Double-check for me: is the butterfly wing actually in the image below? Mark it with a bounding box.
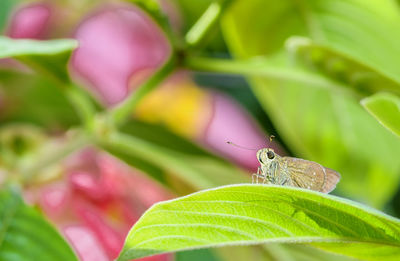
[321,167,341,193]
[282,157,326,192]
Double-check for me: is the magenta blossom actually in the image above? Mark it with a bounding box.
[70,5,171,105]
[203,92,272,170]
[35,148,172,261]
[135,72,282,171]
[7,2,52,39]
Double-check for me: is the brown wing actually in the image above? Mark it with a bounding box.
[282,157,326,192]
[321,167,341,193]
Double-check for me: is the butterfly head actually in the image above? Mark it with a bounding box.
[257,148,276,165]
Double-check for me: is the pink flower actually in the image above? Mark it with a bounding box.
[64,226,109,261]
[37,148,172,261]
[203,92,271,170]
[69,3,278,170]
[7,2,52,39]
[70,4,171,105]
[135,72,283,171]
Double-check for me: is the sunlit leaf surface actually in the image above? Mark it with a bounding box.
[118,184,400,261]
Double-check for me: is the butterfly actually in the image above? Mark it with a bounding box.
[227,136,341,193]
[253,147,341,193]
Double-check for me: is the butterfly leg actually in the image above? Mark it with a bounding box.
[252,167,262,184]
[262,173,270,184]
[252,173,257,184]
[261,168,269,184]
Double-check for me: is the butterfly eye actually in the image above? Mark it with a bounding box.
[267,150,275,159]
[258,155,264,164]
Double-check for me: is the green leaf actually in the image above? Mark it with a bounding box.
[0,36,77,59]
[285,36,400,96]
[174,0,228,52]
[102,120,248,190]
[223,0,400,86]
[269,244,357,261]
[174,0,214,31]
[361,92,400,137]
[0,70,79,128]
[0,36,78,83]
[0,0,21,32]
[184,56,355,97]
[117,184,400,261]
[175,248,221,261]
[219,243,356,261]
[184,0,234,48]
[0,187,77,261]
[221,0,400,207]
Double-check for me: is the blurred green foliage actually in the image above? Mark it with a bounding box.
[0,0,19,32]
[362,92,400,138]
[0,37,78,83]
[0,187,78,261]
[104,120,248,191]
[174,0,228,51]
[0,71,79,128]
[222,0,400,208]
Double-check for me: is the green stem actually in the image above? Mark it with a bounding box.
[21,129,90,183]
[109,57,176,126]
[65,85,97,130]
[184,56,357,96]
[17,57,98,130]
[185,0,233,48]
[100,131,216,189]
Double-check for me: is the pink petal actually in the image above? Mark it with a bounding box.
[203,93,269,170]
[98,153,172,206]
[39,184,70,218]
[74,202,124,259]
[63,225,109,261]
[7,3,51,39]
[71,5,171,105]
[69,171,110,202]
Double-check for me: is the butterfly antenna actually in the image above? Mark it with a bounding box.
[226,141,258,151]
[266,135,275,152]
[269,135,275,143]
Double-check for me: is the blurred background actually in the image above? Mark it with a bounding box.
[1,0,400,260]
